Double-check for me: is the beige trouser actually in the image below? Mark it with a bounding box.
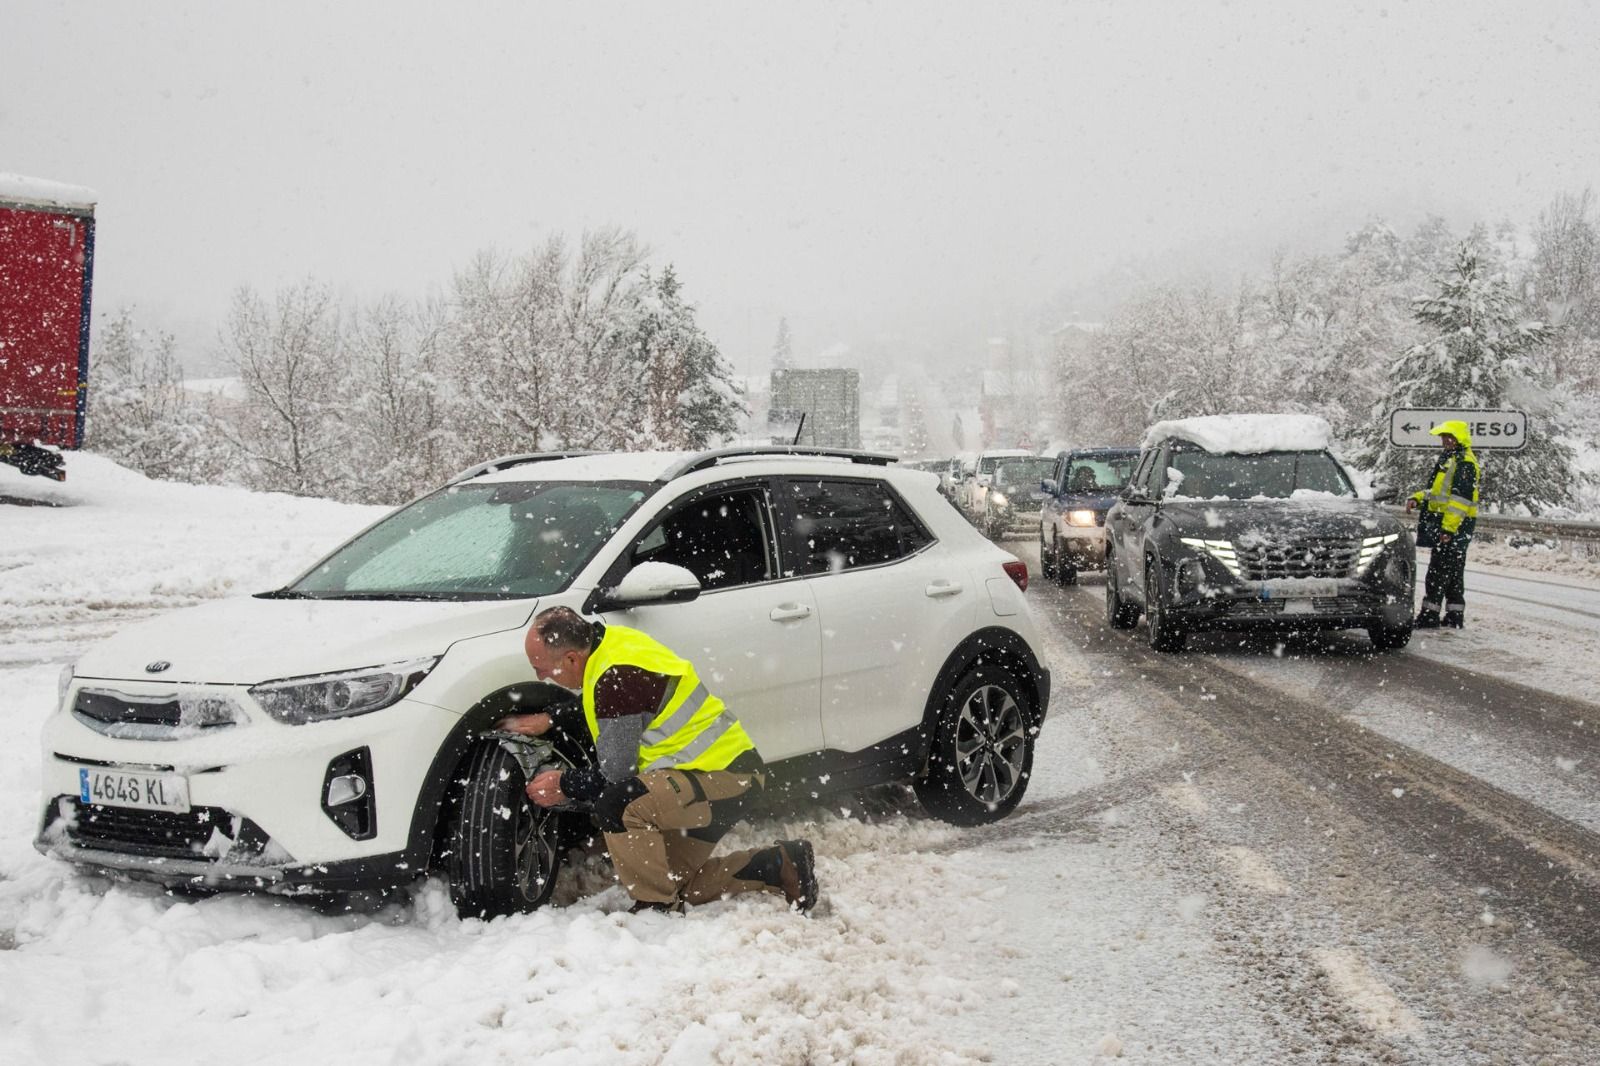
[604,768,778,905]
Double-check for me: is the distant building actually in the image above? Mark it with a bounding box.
[769,368,861,448]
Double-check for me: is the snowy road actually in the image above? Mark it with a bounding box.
[5,461,1600,1064]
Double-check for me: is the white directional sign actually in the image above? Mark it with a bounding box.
[1389,408,1527,450]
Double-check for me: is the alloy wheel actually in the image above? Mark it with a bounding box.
[954,684,1028,805]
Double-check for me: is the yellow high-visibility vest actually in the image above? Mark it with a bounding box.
[1413,449,1480,534]
[581,624,755,773]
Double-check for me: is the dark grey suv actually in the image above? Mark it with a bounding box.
[1103,417,1414,653]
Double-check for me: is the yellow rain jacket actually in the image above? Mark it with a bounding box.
[1412,420,1481,536]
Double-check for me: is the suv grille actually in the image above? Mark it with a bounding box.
[1235,537,1358,580]
[73,689,240,738]
[57,798,269,861]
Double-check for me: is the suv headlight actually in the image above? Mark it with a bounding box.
[990,491,1009,507]
[251,657,438,725]
[1066,509,1097,527]
[1179,537,1241,578]
[1356,533,1401,576]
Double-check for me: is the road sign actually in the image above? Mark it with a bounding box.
[1389,408,1527,450]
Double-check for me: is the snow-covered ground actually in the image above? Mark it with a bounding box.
[5,455,1598,1064]
[1,456,1252,1065]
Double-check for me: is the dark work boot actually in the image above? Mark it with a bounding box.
[775,839,819,914]
[1443,610,1464,629]
[1415,608,1441,629]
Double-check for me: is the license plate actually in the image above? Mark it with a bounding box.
[1259,579,1339,600]
[77,766,190,813]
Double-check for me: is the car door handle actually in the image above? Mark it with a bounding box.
[925,581,964,598]
[769,603,813,621]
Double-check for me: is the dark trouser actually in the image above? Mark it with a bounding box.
[1421,532,1471,619]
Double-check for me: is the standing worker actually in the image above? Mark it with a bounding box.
[497,606,819,914]
[1406,420,1481,629]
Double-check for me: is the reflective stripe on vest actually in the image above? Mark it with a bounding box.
[1422,452,1480,531]
[581,624,755,774]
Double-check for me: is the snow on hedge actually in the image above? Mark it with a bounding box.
[1142,413,1334,454]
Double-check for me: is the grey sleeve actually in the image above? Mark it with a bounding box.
[595,712,650,783]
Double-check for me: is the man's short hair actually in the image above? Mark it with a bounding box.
[533,606,594,652]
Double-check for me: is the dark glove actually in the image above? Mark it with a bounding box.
[593,776,649,833]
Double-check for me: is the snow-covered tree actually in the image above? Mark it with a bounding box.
[1363,242,1580,513]
[772,317,794,371]
[1530,189,1600,391]
[619,266,744,449]
[216,281,348,496]
[344,294,453,504]
[86,307,233,484]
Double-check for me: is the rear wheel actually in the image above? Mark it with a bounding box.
[1368,621,1412,651]
[1105,550,1141,629]
[445,742,564,920]
[1145,557,1188,652]
[915,666,1036,825]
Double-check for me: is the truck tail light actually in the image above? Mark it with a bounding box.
[1002,560,1029,592]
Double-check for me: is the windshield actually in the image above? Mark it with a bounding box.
[993,458,1056,487]
[1063,455,1138,493]
[286,481,649,600]
[1164,450,1355,501]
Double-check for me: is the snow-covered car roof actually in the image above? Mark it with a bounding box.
[1141,414,1333,454]
[0,173,98,211]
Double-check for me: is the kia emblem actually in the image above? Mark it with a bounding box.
[145,661,171,674]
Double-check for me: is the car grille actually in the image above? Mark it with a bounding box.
[57,798,269,861]
[1234,538,1358,580]
[1226,595,1373,617]
[73,688,240,737]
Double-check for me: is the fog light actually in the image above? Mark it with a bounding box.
[321,747,376,840]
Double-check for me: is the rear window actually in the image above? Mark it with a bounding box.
[782,479,933,576]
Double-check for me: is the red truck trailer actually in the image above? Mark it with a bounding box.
[1,174,97,481]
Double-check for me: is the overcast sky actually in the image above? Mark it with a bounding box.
[6,1,1600,375]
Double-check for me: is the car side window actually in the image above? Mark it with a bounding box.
[1129,450,1157,495]
[627,485,776,591]
[781,478,932,576]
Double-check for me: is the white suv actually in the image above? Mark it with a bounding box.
[37,447,1051,917]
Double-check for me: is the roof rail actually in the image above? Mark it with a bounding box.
[661,446,898,481]
[447,451,601,485]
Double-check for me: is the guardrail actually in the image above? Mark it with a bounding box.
[1384,506,1600,554]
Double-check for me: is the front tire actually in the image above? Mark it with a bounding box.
[1106,550,1141,629]
[1368,621,1412,651]
[445,742,564,920]
[915,666,1036,826]
[1040,532,1059,579]
[1145,557,1187,652]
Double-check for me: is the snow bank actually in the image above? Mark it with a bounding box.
[0,172,98,210]
[1141,413,1333,454]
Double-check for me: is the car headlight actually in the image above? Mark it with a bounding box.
[250,657,438,725]
[1066,509,1097,527]
[1179,537,1241,578]
[990,491,1009,507]
[1356,533,1402,576]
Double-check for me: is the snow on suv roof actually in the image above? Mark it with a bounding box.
[1141,413,1333,454]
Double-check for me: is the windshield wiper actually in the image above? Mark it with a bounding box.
[256,588,313,600]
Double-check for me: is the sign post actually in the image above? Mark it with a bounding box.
[1388,408,1527,450]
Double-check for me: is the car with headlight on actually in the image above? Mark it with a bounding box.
[37,446,1050,918]
[980,456,1057,539]
[1038,447,1139,584]
[1102,415,1413,653]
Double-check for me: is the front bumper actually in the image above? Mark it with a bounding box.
[35,679,461,893]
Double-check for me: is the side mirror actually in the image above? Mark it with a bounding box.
[1373,485,1399,504]
[1040,479,1057,495]
[593,562,702,611]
